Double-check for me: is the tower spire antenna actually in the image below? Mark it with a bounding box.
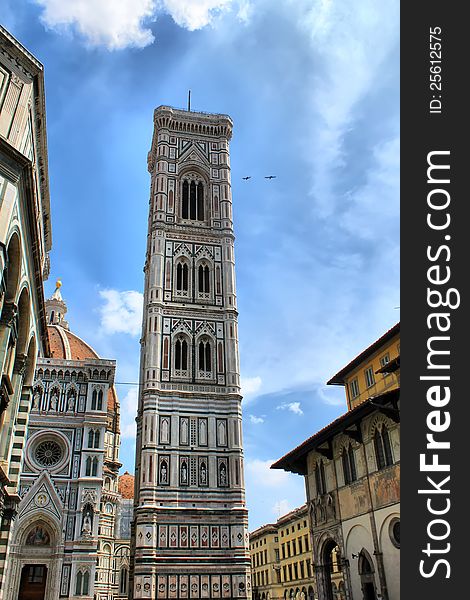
[188,89,191,112]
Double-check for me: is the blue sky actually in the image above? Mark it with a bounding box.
[1,0,399,530]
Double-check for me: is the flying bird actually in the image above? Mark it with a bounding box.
[242,176,252,180]
[264,175,277,179]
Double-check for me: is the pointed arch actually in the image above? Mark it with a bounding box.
[4,231,21,302]
[173,333,191,377]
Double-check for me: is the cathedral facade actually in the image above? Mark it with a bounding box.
[132,106,251,599]
[3,284,132,600]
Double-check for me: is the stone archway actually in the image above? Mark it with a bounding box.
[358,550,377,600]
[318,538,346,600]
[4,515,63,600]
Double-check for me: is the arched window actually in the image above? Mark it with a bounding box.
[315,461,326,495]
[197,182,204,220]
[75,567,91,595]
[374,424,393,469]
[190,181,197,219]
[176,262,189,292]
[181,178,205,221]
[97,390,103,411]
[85,456,92,476]
[88,430,94,448]
[94,430,100,448]
[92,457,98,477]
[198,339,212,373]
[342,444,357,484]
[120,567,129,594]
[75,571,82,596]
[198,264,210,294]
[174,338,188,372]
[82,571,90,595]
[91,389,97,410]
[182,180,189,219]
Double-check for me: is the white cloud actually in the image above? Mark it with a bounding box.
[159,0,234,31]
[248,414,264,425]
[33,0,157,49]
[245,459,290,488]
[33,0,247,49]
[276,402,303,416]
[298,0,399,218]
[120,386,139,439]
[317,386,345,407]
[98,289,143,336]
[241,375,262,401]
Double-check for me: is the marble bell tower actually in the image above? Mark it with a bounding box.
[131,105,251,600]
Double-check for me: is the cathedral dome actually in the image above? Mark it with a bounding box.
[48,324,100,361]
[118,471,135,499]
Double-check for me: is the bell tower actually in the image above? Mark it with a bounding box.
[132,106,251,600]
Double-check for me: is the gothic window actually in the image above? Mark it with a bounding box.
[374,424,393,469]
[176,261,189,292]
[181,177,205,221]
[197,263,210,295]
[182,179,189,219]
[342,444,357,484]
[120,568,129,595]
[314,461,326,495]
[94,430,100,448]
[215,265,221,294]
[197,182,204,219]
[88,430,94,448]
[76,570,90,596]
[174,337,189,373]
[88,457,98,477]
[97,389,103,410]
[198,338,212,374]
[91,389,97,410]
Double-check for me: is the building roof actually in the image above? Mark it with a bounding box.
[118,471,135,499]
[271,388,400,475]
[327,322,400,386]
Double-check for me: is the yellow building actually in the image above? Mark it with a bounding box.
[250,505,316,600]
[327,323,400,410]
[250,523,281,600]
[272,324,400,600]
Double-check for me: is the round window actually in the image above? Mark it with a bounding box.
[34,440,63,468]
[389,518,400,548]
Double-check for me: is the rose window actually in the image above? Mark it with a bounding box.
[35,440,62,467]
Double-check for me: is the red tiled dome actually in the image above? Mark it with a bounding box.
[118,471,135,499]
[47,324,119,416]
